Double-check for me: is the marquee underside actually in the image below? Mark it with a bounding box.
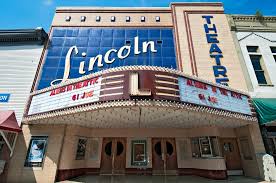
[24,100,256,128]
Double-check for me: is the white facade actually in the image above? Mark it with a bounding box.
[0,45,43,124]
[236,32,276,98]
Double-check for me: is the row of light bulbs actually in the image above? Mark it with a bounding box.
[65,16,161,22]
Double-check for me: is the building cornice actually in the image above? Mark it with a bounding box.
[56,7,172,13]
[0,28,48,45]
[231,15,276,22]
[228,14,276,32]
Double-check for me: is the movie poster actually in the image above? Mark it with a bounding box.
[25,137,47,167]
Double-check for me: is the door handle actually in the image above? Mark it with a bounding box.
[162,153,165,161]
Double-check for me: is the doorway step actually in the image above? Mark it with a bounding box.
[227,170,243,176]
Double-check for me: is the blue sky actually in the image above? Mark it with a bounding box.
[1,0,275,32]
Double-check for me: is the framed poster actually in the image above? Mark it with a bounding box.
[24,136,48,167]
[131,140,147,166]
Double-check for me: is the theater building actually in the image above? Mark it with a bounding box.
[7,3,266,182]
[228,15,276,161]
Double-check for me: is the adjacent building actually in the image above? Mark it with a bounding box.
[0,28,48,182]
[6,3,267,182]
[0,28,48,123]
[228,15,276,160]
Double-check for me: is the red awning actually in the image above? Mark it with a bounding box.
[0,111,21,132]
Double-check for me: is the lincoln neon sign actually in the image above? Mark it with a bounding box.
[51,36,157,86]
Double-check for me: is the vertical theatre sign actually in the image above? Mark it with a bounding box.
[202,15,229,86]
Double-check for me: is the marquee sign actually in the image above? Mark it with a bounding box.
[27,68,253,116]
[28,77,102,115]
[178,77,251,115]
[37,28,177,90]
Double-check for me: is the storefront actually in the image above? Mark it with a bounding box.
[7,3,266,183]
[228,14,276,166]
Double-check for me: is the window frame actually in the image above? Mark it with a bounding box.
[191,136,219,158]
[247,46,259,53]
[248,53,269,85]
[24,136,48,167]
[75,138,88,160]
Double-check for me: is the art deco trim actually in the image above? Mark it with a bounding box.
[31,66,250,96]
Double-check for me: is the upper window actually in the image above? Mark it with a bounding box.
[271,47,276,62]
[0,136,5,156]
[24,136,48,167]
[249,55,267,85]
[247,46,259,53]
[270,47,276,54]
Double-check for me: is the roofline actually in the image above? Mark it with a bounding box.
[56,3,223,13]
[0,27,48,45]
[227,14,276,21]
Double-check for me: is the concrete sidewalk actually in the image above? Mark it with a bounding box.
[58,175,272,183]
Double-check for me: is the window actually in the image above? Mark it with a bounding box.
[155,16,160,22]
[266,138,276,155]
[240,138,253,160]
[270,47,276,54]
[24,136,48,167]
[126,16,131,22]
[111,16,116,22]
[191,137,219,158]
[271,47,276,62]
[141,16,146,22]
[247,46,259,53]
[96,16,101,22]
[249,55,267,84]
[131,140,147,166]
[80,16,86,22]
[0,136,5,155]
[65,16,71,22]
[76,138,87,160]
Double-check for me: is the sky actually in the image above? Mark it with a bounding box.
[0,0,276,32]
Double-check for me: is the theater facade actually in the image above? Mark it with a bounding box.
[7,3,266,183]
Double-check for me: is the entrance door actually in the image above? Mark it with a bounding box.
[220,138,242,170]
[152,138,177,175]
[100,138,126,175]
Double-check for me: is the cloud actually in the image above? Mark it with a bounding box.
[43,0,53,6]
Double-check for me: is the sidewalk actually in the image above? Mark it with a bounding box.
[58,175,272,183]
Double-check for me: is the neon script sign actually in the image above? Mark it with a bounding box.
[50,36,157,86]
[202,15,229,86]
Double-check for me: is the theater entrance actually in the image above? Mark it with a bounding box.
[152,138,178,175]
[220,138,242,170]
[100,138,126,175]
